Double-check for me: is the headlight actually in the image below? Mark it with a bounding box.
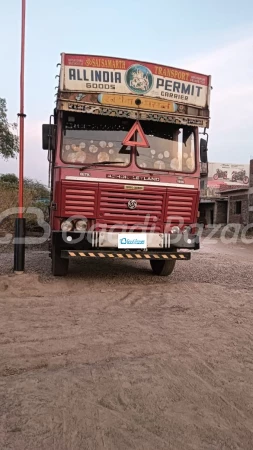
[171,226,180,234]
[75,219,88,231]
[183,225,192,233]
[61,220,73,232]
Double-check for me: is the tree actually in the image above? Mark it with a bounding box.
[23,177,50,200]
[0,173,18,184]
[0,98,19,160]
[0,173,49,198]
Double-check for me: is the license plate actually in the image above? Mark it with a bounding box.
[118,233,147,249]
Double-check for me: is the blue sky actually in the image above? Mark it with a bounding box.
[1,0,253,183]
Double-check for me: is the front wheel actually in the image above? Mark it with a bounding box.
[150,259,176,276]
[51,245,69,276]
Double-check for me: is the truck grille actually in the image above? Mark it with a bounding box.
[61,182,97,217]
[166,191,197,224]
[61,182,198,230]
[97,186,165,231]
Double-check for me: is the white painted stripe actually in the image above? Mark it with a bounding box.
[65,176,195,189]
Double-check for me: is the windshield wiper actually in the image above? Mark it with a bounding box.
[80,161,124,171]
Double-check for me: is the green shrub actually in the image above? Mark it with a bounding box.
[0,175,50,233]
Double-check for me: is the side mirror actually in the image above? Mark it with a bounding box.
[42,124,56,151]
[200,138,208,163]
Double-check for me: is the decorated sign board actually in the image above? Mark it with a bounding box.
[59,54,211,126]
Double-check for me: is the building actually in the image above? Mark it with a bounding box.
[199,196,228,225]
[225,160,253,226]
[199,161,252,226]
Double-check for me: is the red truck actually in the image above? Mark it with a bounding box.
[42,54,211,276]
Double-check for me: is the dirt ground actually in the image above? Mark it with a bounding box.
[0,238,253,450]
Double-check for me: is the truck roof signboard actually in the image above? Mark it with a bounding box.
[59,54,211,127]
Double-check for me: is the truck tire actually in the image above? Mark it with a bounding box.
[150,259,176,276]
[51,245,69,276]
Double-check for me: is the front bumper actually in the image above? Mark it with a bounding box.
[61,250,191,260]
[52,231,199,252]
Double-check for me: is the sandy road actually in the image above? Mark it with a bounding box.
[0,239,253,449]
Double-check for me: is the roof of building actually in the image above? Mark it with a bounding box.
[218,184,248,193]
[222,187,249,195]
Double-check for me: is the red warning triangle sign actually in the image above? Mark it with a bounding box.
[122,121,150,148]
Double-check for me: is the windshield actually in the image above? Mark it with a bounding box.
[61,114,195,173]
[62,129,130,166]
[136,123,195,173]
